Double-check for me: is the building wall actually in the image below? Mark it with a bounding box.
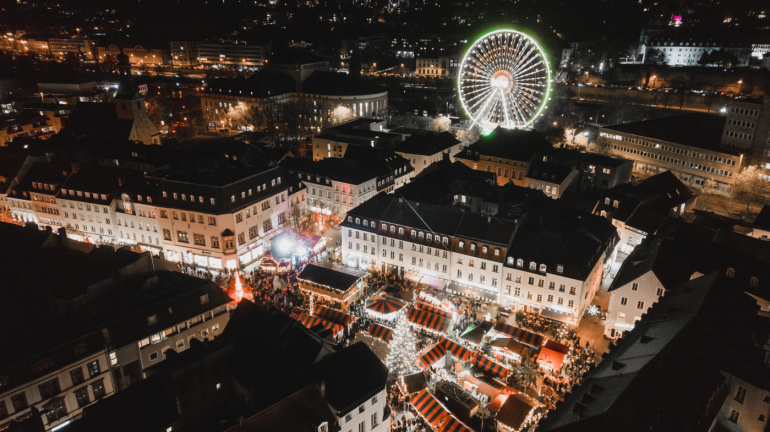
[170,41,199,67]
[722,97,770,172]
[711,374,770,432]
[58,197,117,245]
[0,352,115,431]
[644,42,750,67]
[48,38,97,59]
[198,43,267,67]
[604,271,664,338]
[597,129,742,194]
[455,156,530,186]
[524,169,578,199]
[395,142,463,177]
[337,388,389,432]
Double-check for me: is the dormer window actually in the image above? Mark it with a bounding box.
[419,232,424,239]
[470,244,476,251]
[604,197,610,205]
[399,228,404,235]
[173,193,178,200]
[495,249,500,256]
[507,257,514,265]
[459,241,464,248]
[147,315,157,325]
[382,223,387,230]
[163,191,167,198]
[482,246,488,253]
[750,276,759,287]
[539,264,547,272]
[557,265,564,274]
[371,221,376,228]
[427,234,432,241]
[231,195,235,203]
[529,262,536,270]
[355,218,360,224]
[613,200,619,208]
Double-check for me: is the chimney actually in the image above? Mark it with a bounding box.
[487,216,491,223]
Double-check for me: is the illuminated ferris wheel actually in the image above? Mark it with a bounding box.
[458,30,552,131]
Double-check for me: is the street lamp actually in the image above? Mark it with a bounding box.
[738,79,743,95]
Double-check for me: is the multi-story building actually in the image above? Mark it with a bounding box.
[96,44,170,66]
[394,131,463,176]
[48,37,97,60]
[198,41,267,68]
[15,161,69,230]
[0,333,116,431]
[721,96,770,173]
[0,112,57,144]
[341,193,615,323]
[312,118,402,162]
[147,161,294,270]
[597,114,743,195]
[453,127,554,186]
[282,147,412,218]
[523,161,579,199]
[641,35,751,67]
[593,170,695,258]
[545,148,634,191]
[170,41,199,67]
[57,164,123,245]
[415,56,459,78]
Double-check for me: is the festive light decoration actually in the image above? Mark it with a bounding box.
[385,310,420,377]
[587,304,600,316]
[458,29,552,131]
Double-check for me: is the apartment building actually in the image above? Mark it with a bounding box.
[198,42,267,67]
[597,114,743,195]
[721,96,770,174]
[454,127,554,186]
[394,131,463,176]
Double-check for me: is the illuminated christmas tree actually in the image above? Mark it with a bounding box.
[385,310,419,377]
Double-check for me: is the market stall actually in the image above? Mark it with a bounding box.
[365,296,407,320]
[416,342,447,370]
[406,307,452,334]
[367,322,394,342]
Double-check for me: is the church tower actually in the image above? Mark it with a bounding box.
[113,48,161,144]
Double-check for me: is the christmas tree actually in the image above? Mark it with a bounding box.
[385,310,419,377]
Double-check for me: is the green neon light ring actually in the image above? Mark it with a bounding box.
[458,29,553,131]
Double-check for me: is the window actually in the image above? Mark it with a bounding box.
[75,386,90,408]
[529,262,536,270]
[38,378,60,399]
[656,288,664,296]
[200,293,209,304]
[735,386,747,404]
[70,367,85,385]
[91,379,106,399]
[617,312,625,321]
[177,231,189,243]
[528,277,534,285]
[547,295,553,302]
[636,301,644,310]
[620,297,628,306]
[345,414,352,422]
[557,265,563,274]
[147,314,158,325]
[44,397,67,423]
[149,352,158,361]
[211,236,220,248]
[194,234,206,246]
[163,229,172,241]
[536,294,542,303]
[728,410,740,424]
[87,360,101,377]
[359,404,366,414]
[358,421,365,432]
[539,264,547,272]
[632,283,638,291]
[371,412,378,428]
[570,287,576,295]
[568,300,574,307]
[11,393,28,412]
[517,259,523,267]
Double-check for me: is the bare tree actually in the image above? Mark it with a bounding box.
[732,165,769,216]
[455,127,480,147]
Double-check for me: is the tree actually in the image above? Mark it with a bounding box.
[732,165,769,216]
[455,127,480,147]
[508,359,540,392]
[330,105,354,125]
[385,311,420,378]
[698,178,718,209]
[428,115,451,132]
[645,48,665,66]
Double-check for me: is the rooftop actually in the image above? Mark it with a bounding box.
[454,127,552,162]
[602,114,735,155]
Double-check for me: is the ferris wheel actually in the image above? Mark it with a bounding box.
[458,29,552,131]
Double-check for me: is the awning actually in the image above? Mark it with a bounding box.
[473,353,511,378]
[416,342,446,370]
[405,270,422,283]
[368,323,394,342]
[439,337,474,362]
[313,304,355,327]
[414,301,452,318]
[446,281,499,302]
[366,296,407,315]
[537,347,566,371]
[291,306,305,315]
[410,389,450,427]
[406,307,451,333]
[438,415,474,432]
[418,274,448,290]
[493,322,545,347]
[290,312,343,337]
[540,307,575,324]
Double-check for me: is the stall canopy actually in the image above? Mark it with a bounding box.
[405,271,448,289]
[290,312,343,337]
[414,301,452,318]
[291,306,305,315]
[493,322,545,347]
[407,307,451,333]
[416,342,447,370]
[313,304,355,327]
[366,296,407,315]
[438,415,474,432]
[446,281,499,302]
[368,323,394,342]
[536,340,570,371]
[540,307,574,325]
[490,338,531,359]
[439,337,474,362]
[473,353,511,379]
[410,389,450,428]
